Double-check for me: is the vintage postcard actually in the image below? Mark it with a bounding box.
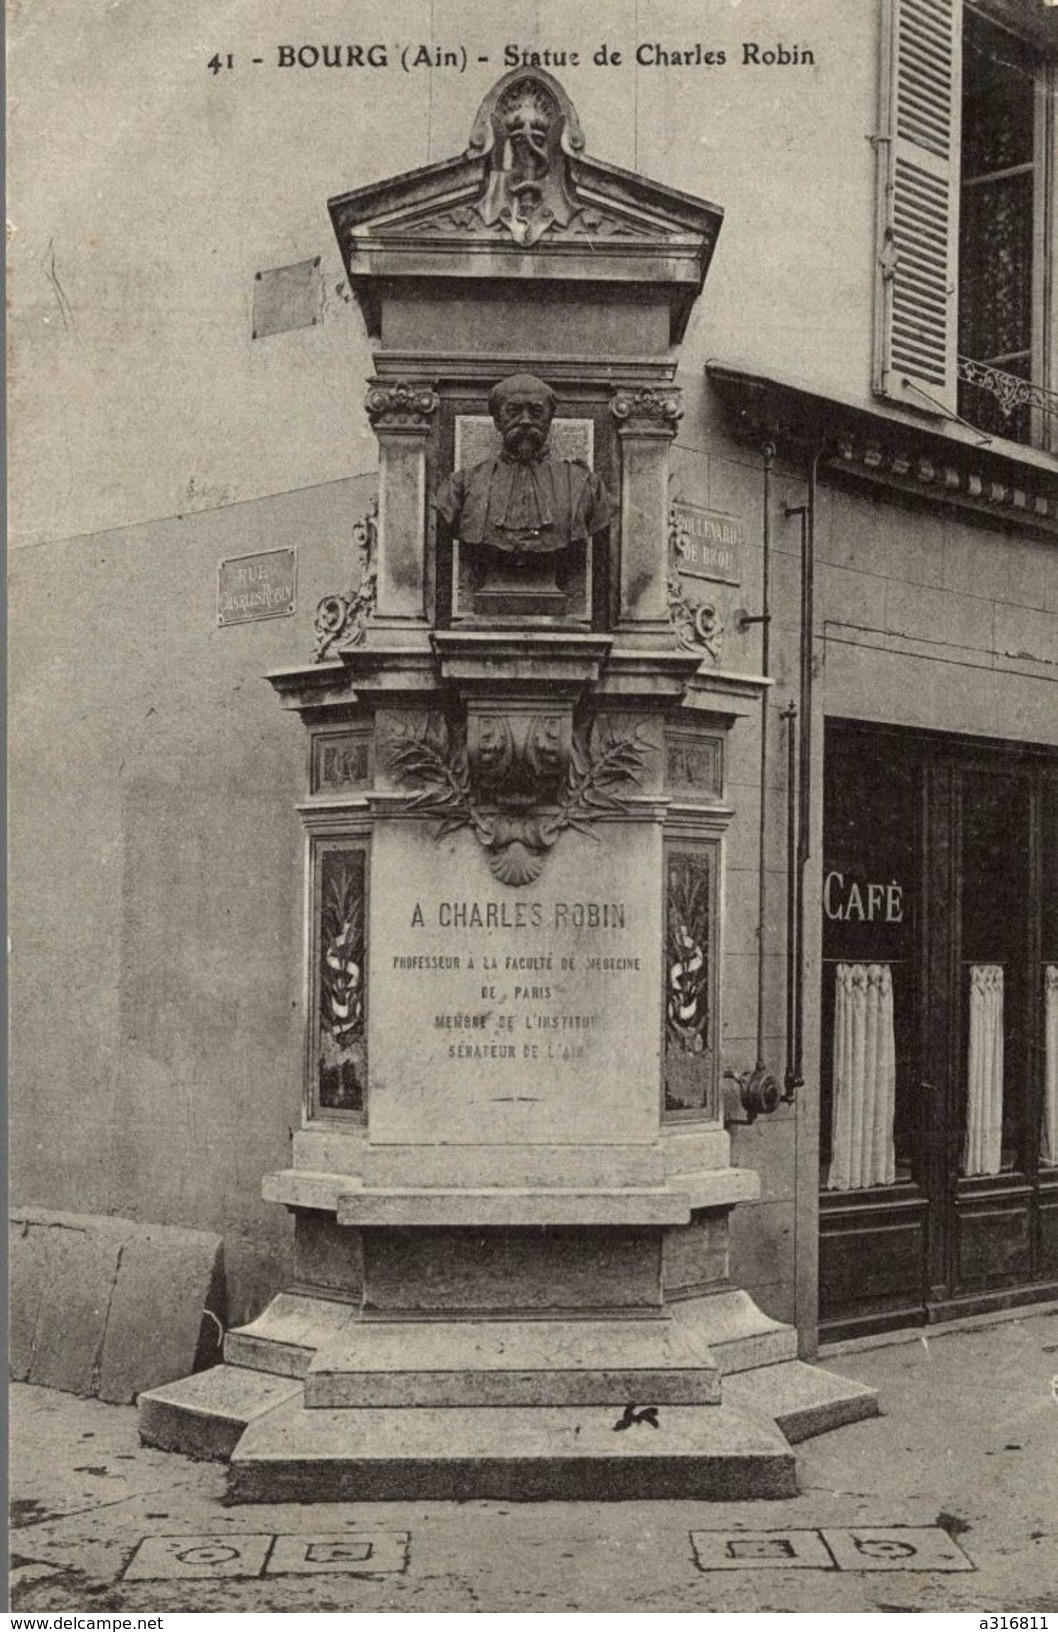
[8,0,1058,1616]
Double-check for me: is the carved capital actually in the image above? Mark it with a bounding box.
[364,381,440,432]
[611,385,683,433]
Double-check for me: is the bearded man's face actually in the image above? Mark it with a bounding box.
[495,392,553,463]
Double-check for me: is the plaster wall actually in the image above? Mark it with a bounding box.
[9,0,873,550]
[9,474,375,1321]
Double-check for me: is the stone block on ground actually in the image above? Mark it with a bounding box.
[9,1214,61,1381]
[22,1215,130,1394]
[10,1208,223,1402]
[98,1222,225,1403]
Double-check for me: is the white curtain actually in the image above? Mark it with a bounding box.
[1042,966,1058,1168]
[828,963,896,1191]
[963,964,1004,1177]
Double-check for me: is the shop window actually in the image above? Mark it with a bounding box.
[873,0,1056,449]
[821,734,916,1187]
[958,768,1029,1172]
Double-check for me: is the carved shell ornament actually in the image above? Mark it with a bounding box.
[383,713,653,887]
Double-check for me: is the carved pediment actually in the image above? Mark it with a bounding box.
[381,195,672,245]
[329,67,723,340]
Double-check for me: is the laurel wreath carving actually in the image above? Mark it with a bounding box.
[384,716,651,886]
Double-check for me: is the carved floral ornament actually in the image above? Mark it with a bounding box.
[314,496,377,660]
[666,502,723,662]
[382,711,653,886]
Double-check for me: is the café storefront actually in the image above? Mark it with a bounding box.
[818,719,1058,1340]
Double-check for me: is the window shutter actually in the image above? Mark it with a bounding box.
[873,0,961,413]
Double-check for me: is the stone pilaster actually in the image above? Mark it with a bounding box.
[611,385,683,635]
[364,380,439,628]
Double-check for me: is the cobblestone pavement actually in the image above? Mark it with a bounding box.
[9,1310,1058,1614]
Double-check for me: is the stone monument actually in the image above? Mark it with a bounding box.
[140,67,876,1500]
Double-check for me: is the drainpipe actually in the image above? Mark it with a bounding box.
[781,698,798,1096]
[782,445,823,1099]
[725,440,782,1123]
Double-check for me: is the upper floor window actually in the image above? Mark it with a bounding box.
[959,7,1053,444]
[873,0,1057,452]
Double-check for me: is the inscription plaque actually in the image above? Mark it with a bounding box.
[368,821,661,1145]
[671,503,744,585]
[218,547,296,626]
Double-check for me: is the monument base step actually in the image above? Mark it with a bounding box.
[223,1292,358,1378]
[138,1365,302,1461]
[226,1399,797,1503]
[671,1288,800,1373]
[722,1359,880,1443]
[306,1316,721,1407]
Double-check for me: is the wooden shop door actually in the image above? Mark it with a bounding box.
[818,722,1058,1342]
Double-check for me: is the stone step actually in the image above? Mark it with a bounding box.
[227,1399,797,1503]
[224,1292,359,1378]
[306,1317,721,1408]
[722,1359,880,1443]
[138,1365,301,1461]
[671,1289,800,1374]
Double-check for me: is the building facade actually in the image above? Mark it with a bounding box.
[10,0,1057,1353]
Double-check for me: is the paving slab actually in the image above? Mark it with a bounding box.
[691,1527,837,1570]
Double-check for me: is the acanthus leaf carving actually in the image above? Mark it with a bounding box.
[667,502,724,663]
[313,497,377,661]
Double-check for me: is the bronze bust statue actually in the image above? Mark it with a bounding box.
[432,373,613,616]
